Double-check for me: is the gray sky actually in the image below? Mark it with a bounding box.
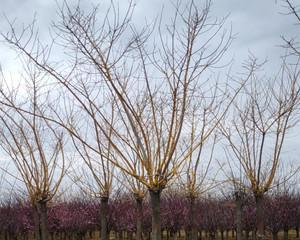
[0,0,298,74]
[0,0,299,194]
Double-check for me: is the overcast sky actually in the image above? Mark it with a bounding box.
[0,0,299,193]
[0,1,299,142]
[0,0,298,75]
[0,1,298,138]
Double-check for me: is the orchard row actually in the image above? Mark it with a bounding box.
[1,192,299,240]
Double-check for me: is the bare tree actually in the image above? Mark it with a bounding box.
[66,99,116,240]
[220,154,248,240]
[282,0,300,57]
[118,161,147,240]
[0,67,66,240]
[217,64,265,240]
[178,81,234,240]
[219,57,300,240]
[1,1,233,240]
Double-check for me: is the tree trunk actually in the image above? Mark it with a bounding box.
[253,230,256,240]
[33,201,49,240]
[33,204,40,240]
[136,197,143,240]
[149,190,161,240]
[209,232,215,240]
[174,231,178,240]
[100,196,109,240]
[225,230,229,240]
[283,229,288,240]
[187,196,197,240]
[231,229,235,239]
[40,202,49,240]
[271,232,277,240]
[296,227,299,238]
[220,231,224,240]
[197,231,201,240]
[166,231,170,240]
[254,195,265,240]
[244,231,249,240]
[129,232,133,240]
[235,196,242,240]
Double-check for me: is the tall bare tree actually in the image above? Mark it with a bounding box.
[219,57,300,240]
[220,151,248,240]
[65,98,116,240]
[117,161,147,240]
[0,67,66,240]
[1,1,233,240]
[178,80,236,240]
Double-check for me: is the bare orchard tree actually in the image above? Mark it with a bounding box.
[64,99,116,240]
[0,68,66,240]
[217,63,266,240]
[219,58,300,240]
[179,62,256,240]
[178,81,233,240]
[282,0,300,57]
[118,161,147,240]
[1,1,234,240]
[220,153,248,240]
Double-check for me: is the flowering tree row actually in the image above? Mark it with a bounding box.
[1,192,299,240]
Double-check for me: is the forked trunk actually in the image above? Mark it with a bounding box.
[136,197,143,240]
[100,196,109,240]
[255,195,265,240]
[149,190,161,240]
